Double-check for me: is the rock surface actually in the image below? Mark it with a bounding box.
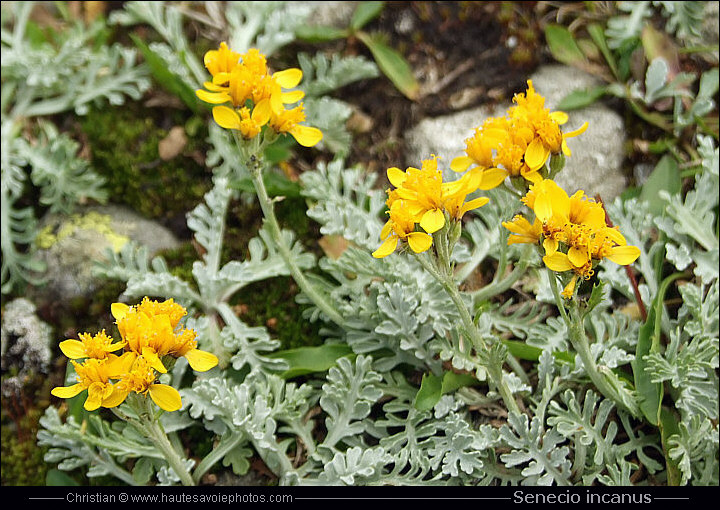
[34,205,180,301]
[0,298,52,397]
[307,1,356,28]
[405,65,628,201]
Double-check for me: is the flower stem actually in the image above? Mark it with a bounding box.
[414,251,521,416]
[547,269,639,416]
[247,155,345,327]
[136,397,195,486]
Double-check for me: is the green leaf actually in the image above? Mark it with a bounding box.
[270,344,355,378]
[639,155,681,216]
[556,85,608,110]
[132,457,155,485]
[414,371,481,411]
[230,171,303,198]
[413,373,443,411]
[544,24,587,67]
[351,1,385,31]
[441,371,478,394]
[502,340,575,364]
[659,407,682,486]
[130,34,199,112]
[356,31,419,100]
[295,25,349,43]
[634,271,684,425]
[587,23,618,78]
[46,469,80,486]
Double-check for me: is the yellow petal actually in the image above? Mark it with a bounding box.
[85,383,105,411]
[51,383,84,399]
[534,192,554,224]
[568,246,588,268]
[281,90,305,104]
[59,340,87,359]
[564,121,589,139]
[196,89,231,104]
[406,232,433,253]
[212,106,242,130]
[142,347,167,374]
[102,386,129,409]
[372,235,398,258]
[543,238,558,254]
[420,209,445,234]
[604,227,627,246]
[380,220,393,240]
[561,138,572,157]
[148,384,182,412]
[478,167,508,190]
[550,111,569,125]
[107,351,136,377]
[203,81,226,92]
[606,245,641,265]
[111,303,129,321]
[450,156,473,173]
[460,197,489,216]
[543,252,574,272]
[273,68,303,88]
[387,167,407,188]
[251,98,272,126]
[184,349,219,372]
[561,275,578,299]
[289,125,323,147]
[525,138,550,171]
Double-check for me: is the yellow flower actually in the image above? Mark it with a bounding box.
[269,104,323,147]
[388,156,446,233]
[212,99,272,138]
[505,179,640,298]
[195,44,319,145]
[203,42,241,77]
[114,356,182,412]
[59,330,125,360]
[51,354,134,411]
[372,200,433,258]
[509,80,588,171]
[111,299,218,373]
[502,214,542,245]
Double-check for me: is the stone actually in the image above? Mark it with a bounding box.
[529,65,627,202]
[33,204,180,301]
[307,1,357,29]
[1,298,52,397]
[404,65,628,202]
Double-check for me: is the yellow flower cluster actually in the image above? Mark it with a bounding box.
[51,298,218,412]
[372,155,488,258]
[502,179,641,298]
[450,80,588,189]
[196,43,322,147]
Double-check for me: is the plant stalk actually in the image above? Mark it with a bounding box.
[136,397,195,486]
[414,249,521,416]
[247,155,345,327]
[547,269,639,417]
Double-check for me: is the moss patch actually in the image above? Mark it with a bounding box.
[80,103,211,224]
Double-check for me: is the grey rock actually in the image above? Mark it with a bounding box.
[1,298,52,396]
[34,204,180,301]
[405,65,628,201]
[307,1,356,28]
[702,2,719,62]
[530,65,627,202]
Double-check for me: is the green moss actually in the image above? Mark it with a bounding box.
[0,409,48,486]
[80,103,211,221]
[231,276,322,351]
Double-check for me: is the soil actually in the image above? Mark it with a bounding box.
[308,1,550,175]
